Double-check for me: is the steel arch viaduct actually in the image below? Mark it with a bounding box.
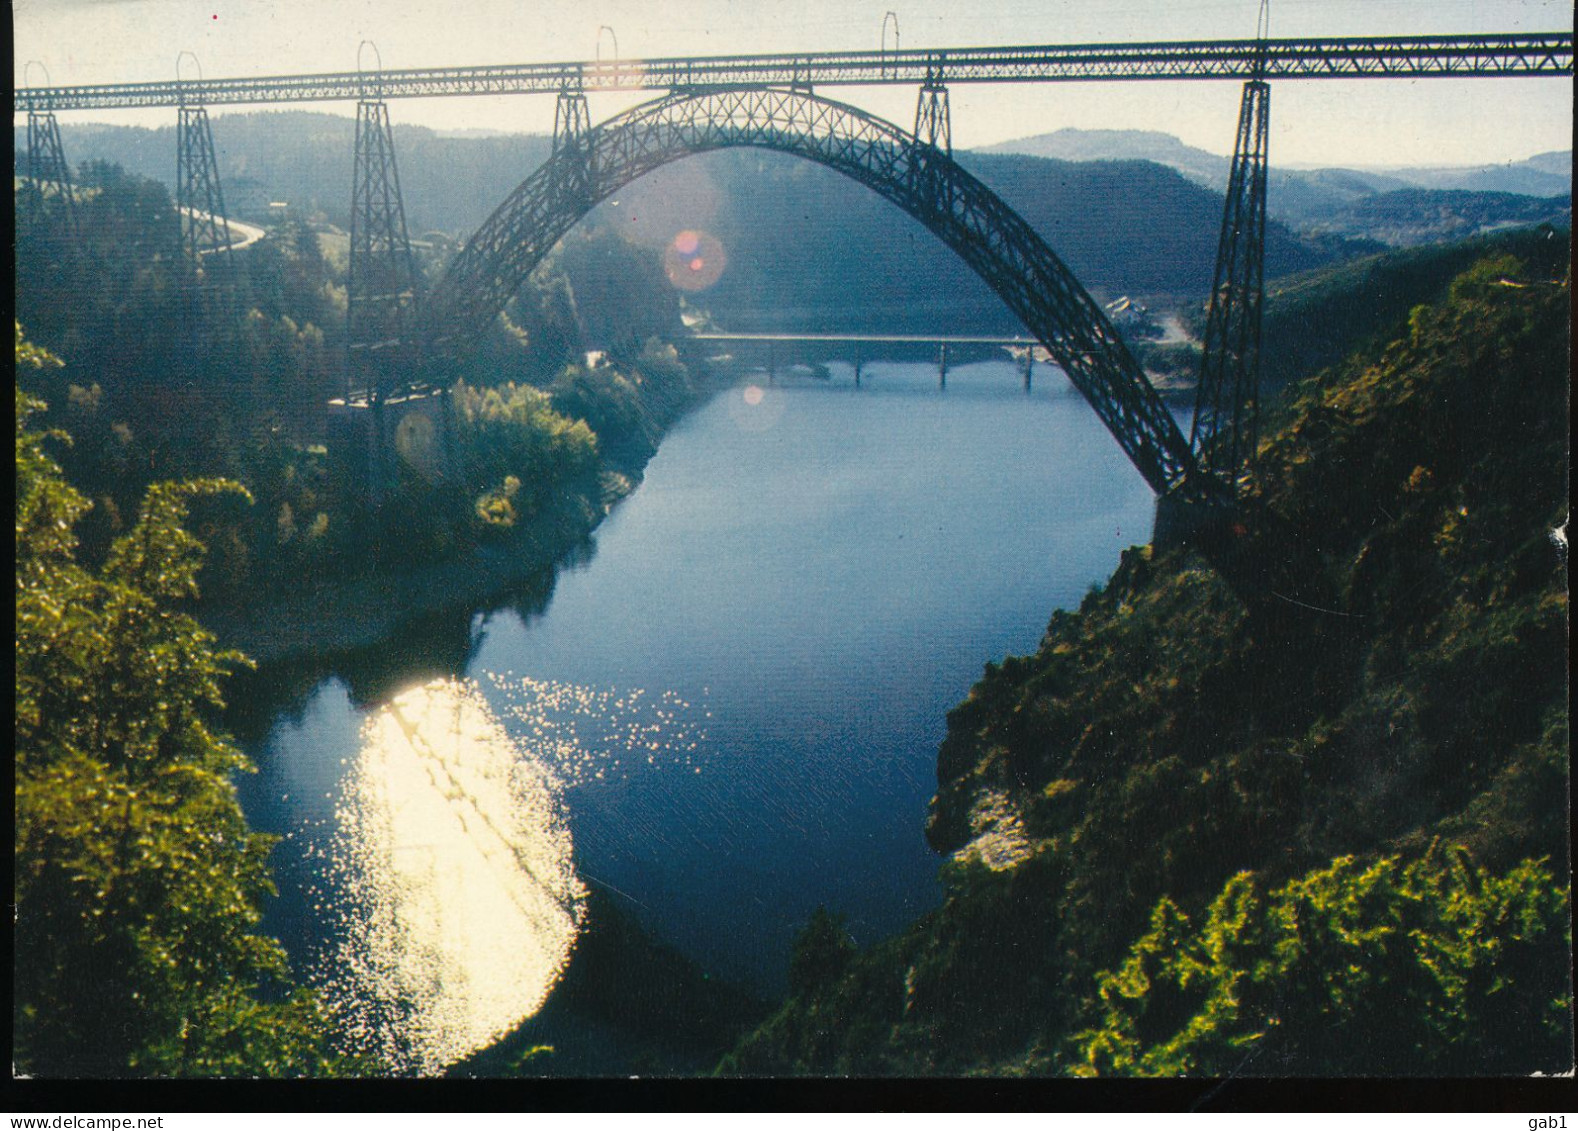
[423,86,1200,499]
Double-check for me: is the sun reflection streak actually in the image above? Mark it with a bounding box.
[320,679,584,1076]
[483,672,711,786]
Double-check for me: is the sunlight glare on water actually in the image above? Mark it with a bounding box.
[319,678,584,1075]
[483,672,712,785]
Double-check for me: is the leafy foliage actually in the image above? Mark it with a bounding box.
[452,379,599,528]
[1075,846,1571,1076]
[1258,224,1570,395]
[14,329,350,1076]
[788,908,858,996]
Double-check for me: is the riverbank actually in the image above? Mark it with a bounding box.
[198,481,618,666]
[201,352,722,668]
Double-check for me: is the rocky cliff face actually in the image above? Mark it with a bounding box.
[720,241,1572,1077]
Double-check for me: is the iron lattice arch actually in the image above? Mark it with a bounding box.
[425,86,1203,498]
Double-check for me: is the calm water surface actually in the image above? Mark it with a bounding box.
[236,359,1173,1068]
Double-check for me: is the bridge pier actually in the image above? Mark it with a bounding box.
[175,102,237,318]
[23,109,79,249]
[348,97,420,389]
[551,88,594,207]
[1152,488,1235,552]
[938,341,948,389]
[854,342,863,387]
[1022,349,1034,393]
[328,384,452,509]
[1191,76,1270,495]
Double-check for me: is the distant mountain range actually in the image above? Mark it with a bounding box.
[976,129,1571,239]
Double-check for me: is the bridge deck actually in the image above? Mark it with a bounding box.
[14,33,1572,112]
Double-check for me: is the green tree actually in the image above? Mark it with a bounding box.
[14,325,350,1076]
[1074,843,1572,1077]
[788,907,858,998]
[453,379,600,527]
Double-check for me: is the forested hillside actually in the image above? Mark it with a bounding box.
[641,150,1327,332]
[27,114,553,235]
[721,248,1572,1076]
[1310,188,1572,248]
[14,161,699,618]
[1259,225,1569,393]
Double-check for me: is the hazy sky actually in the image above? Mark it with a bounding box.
[13,0,1574,166]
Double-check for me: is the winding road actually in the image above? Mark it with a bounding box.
[179,205,266,254]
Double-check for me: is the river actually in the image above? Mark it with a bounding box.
[233,357,1174,1073]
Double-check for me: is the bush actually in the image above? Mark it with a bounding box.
[1074,844,1572,1077]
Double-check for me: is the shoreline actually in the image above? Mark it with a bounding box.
[198,473,634,669]
[199,363,734,670]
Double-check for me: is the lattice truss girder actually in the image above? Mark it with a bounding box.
[15,34,1572,111]
[176,105,235,269]
[348,98,421,398]
[1191,79,1269,488]
[426,86,1202,497]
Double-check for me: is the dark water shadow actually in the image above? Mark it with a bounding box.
[222,534,599,745]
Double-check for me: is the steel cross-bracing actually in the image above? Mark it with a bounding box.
[1192,78,1270,491]
[913,77,952,156]
[347,98,422,401]
[551,89,595,208]
[424,87,1201,498]
[175,103,236,309]
[12,33,1572,111]
[23,111,78,243]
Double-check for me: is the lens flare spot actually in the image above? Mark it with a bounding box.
[726,381,786,432]
[664,229,726,292]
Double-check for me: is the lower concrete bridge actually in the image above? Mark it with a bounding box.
[683,332,1051,390]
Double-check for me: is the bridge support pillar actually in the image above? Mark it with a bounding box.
[913,75,951,156]
[1022,349,1034,392]
[551,89,594,207]
[938,341,948,388]
[1152,486,1237,553]
[911,74,952,214]
[348,98,421,407]
[328,384,451,512]
[23,110,79,250]
[1191,77,1270,495]
[176,103,237,317]
[854,343,863,387]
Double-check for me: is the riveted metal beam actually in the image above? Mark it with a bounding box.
[14,34,1570,112]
